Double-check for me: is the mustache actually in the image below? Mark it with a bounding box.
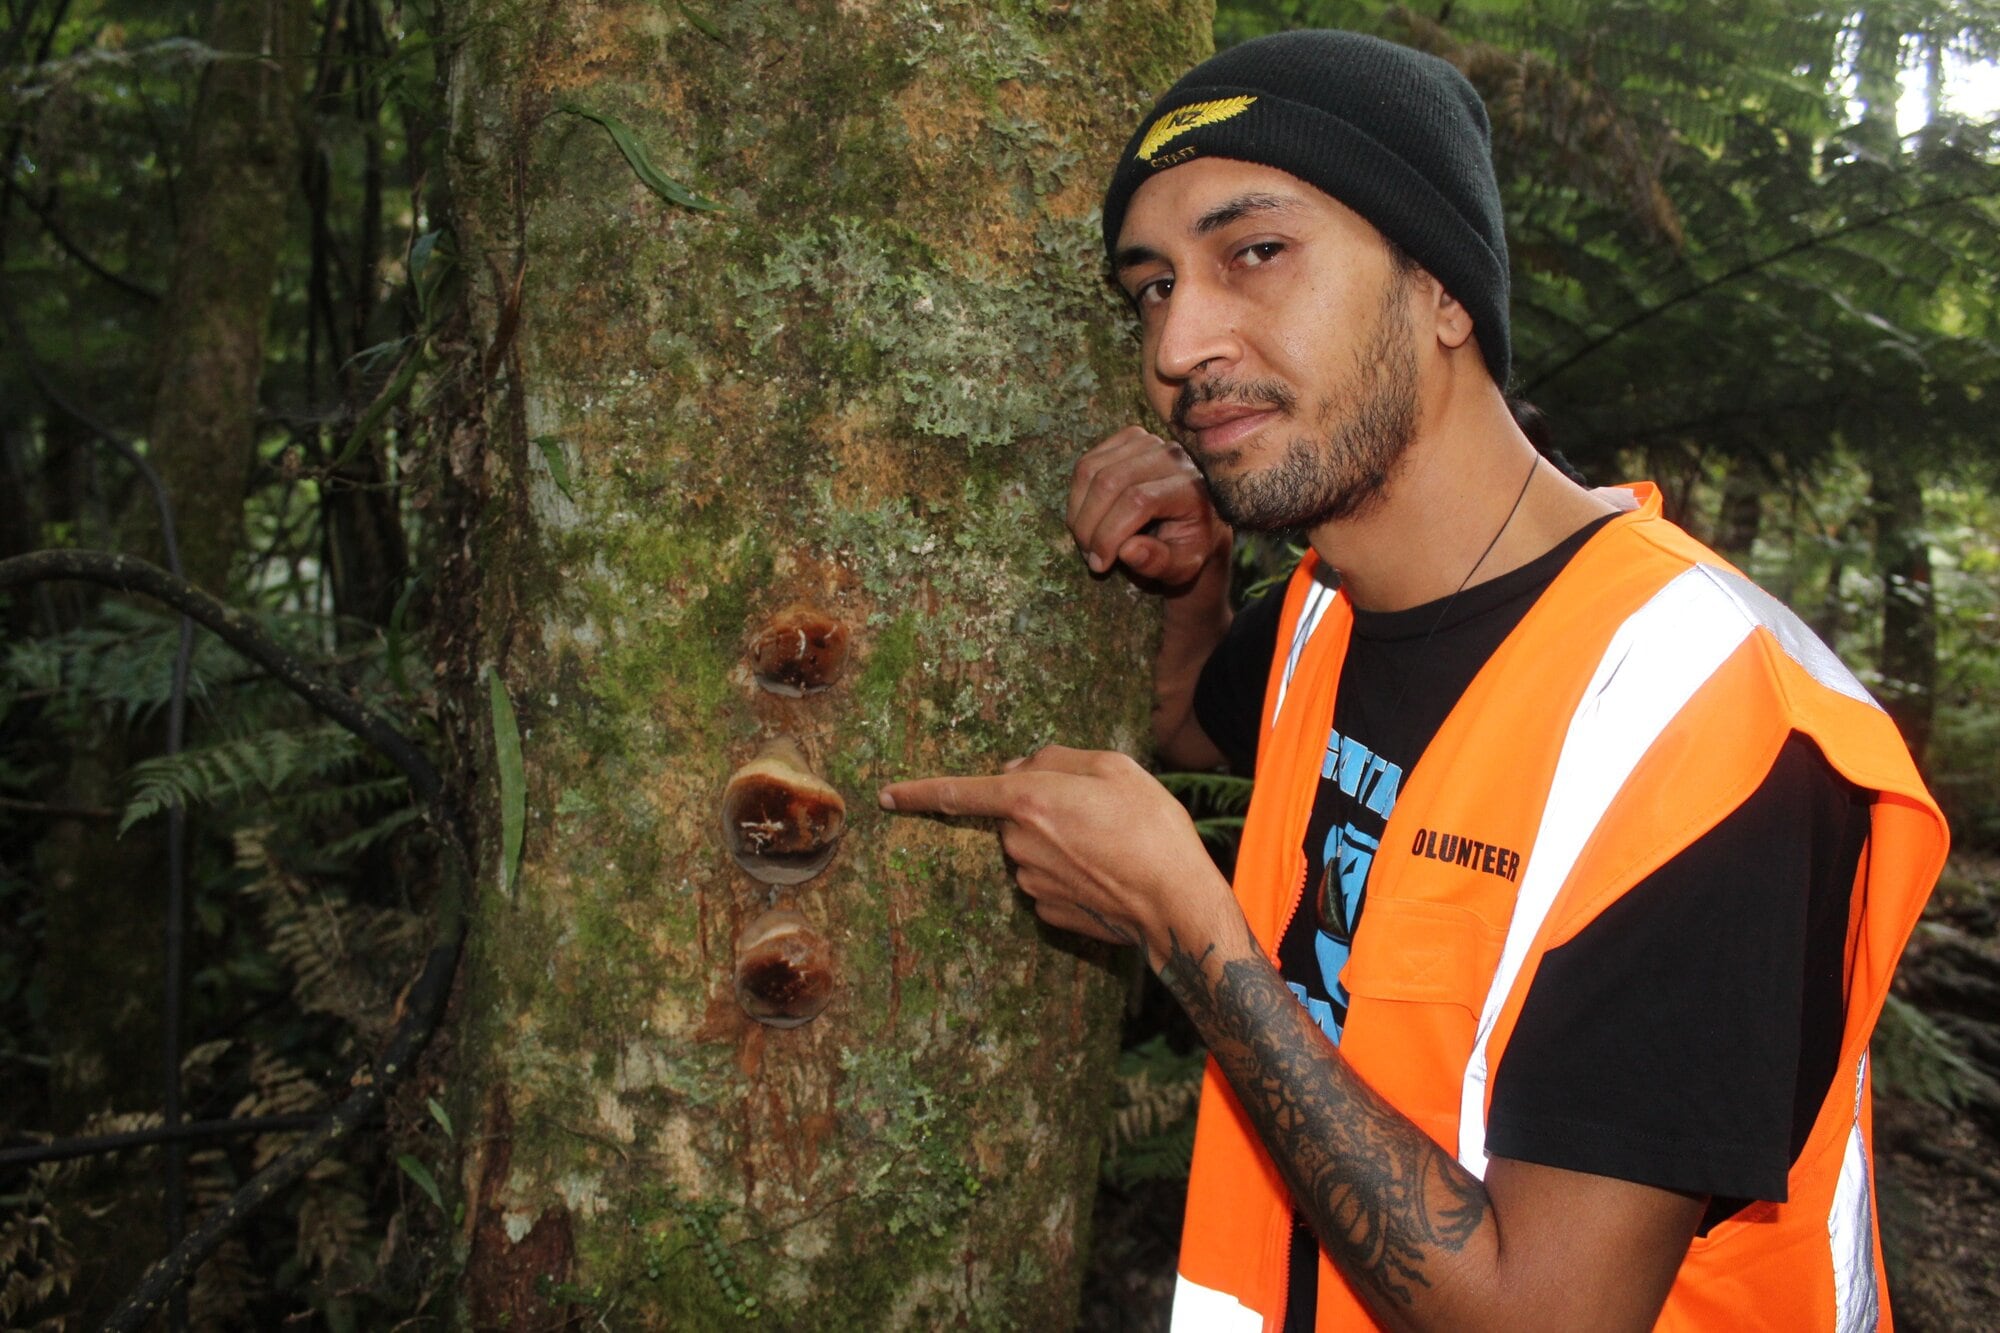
[1170,378,1298,440]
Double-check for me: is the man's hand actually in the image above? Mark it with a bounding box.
[878,745,1239,970]
[1069,429,1236,767]
[1067,427,1231,590]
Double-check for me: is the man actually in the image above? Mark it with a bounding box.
[880,30,1947,1332]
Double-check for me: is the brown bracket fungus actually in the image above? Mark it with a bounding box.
[747,606,849,696]
[734,908,834,1028]
[722,738,846,885]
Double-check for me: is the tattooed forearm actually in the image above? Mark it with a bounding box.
[1159,926,1489,1317]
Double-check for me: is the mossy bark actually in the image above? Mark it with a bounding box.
[433,1,1210,1326]
[145,0,312,593]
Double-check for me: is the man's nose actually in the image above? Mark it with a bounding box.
[1152,279,1242,383]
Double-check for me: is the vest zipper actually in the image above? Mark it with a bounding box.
[1251,563,1332,1331]
[1270,853,1307,1332]
[1274,1226,1292,1333]
[1269,851,1307,966]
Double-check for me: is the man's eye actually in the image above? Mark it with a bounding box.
[1136,277,1174,308]
[1239,241,1284,266]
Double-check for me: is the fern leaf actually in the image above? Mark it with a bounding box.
[120,724,366,830]
[1156,770,1255,814]
[1874,991,1986,1109]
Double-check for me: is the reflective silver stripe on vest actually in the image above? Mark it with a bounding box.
[1457,562,1837,1174]
[1693,564,1880,709]
[1831,1053,1881,1332]
[1170,1273,1264,1333]
[1270,563,1876,722]
[1273,578,1337,722]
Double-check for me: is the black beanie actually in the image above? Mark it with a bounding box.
[1101,30,1512,389]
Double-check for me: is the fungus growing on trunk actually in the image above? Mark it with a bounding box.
[747,606,849,696]
[721,738,846,884]
[734,908,834,1028]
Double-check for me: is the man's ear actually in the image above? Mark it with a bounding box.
[1429,280,1475,353]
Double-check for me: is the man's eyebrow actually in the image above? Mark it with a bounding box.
[1111,192,1303,274]
[1112,243,1163,274]
[1192,192,1300,236]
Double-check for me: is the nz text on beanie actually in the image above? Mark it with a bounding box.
[1101,30,1512,388]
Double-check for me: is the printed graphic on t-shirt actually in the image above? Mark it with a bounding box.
[1286,725,1403,1045]
[1318,822,1373,995]
[1320,726,1402,817]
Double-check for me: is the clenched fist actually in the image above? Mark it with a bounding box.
[1067,427,1232,591]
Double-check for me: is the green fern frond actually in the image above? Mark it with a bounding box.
[1191,816,1247,847]
[1103,1118,1198,1189]
[1874,991,1986,1109]
[1157,771,1255,814]
[1161,771,1254,853]
[120,724,369,830]
[315,805,421,861]
[1103,1035,1207,1189]
[273,773,412,821]
[1159,773,1256,810]
[1,602,240,724]
[233,829,423,1037]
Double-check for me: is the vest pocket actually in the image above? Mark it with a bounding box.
[1339,899,1510,1142]
[1340,898,1507,1011]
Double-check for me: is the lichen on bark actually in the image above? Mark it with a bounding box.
[435,0,1212,1324]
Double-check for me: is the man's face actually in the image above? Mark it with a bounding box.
[1112,157,1422,532]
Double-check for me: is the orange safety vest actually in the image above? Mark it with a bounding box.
[1172,485,1947,1332]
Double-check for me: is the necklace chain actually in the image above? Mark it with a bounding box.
[1425,452,1540,638]
[1380,452,1540,721]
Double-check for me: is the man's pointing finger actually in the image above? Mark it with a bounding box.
[877,773,1019,817]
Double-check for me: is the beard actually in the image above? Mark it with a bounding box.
[1170,277,1420,534]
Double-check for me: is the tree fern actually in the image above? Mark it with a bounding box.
[234,829,424,1039]
[120,723,370,830]
[1155,771,1255,814]
[1874,990,1989,1109]
[1103,1036,1208,1189]
[1,601,239,725]
[0,1166,76,1333]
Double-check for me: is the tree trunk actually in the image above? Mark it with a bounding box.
[323,441,410,634]
[1872,462,1936,764]
[36,0,307,1127]
[433,0,1209,1325]
[1847,10,1938,768]
[40,0,310,1119]
[144,0,311,594]
[1712,453,1763,563]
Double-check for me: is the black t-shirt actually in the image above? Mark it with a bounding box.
[1191,522,1870,1331]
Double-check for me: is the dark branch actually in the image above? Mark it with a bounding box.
[15,187,163,304]
[0,1113,335,1170]
[0,794,119,819]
